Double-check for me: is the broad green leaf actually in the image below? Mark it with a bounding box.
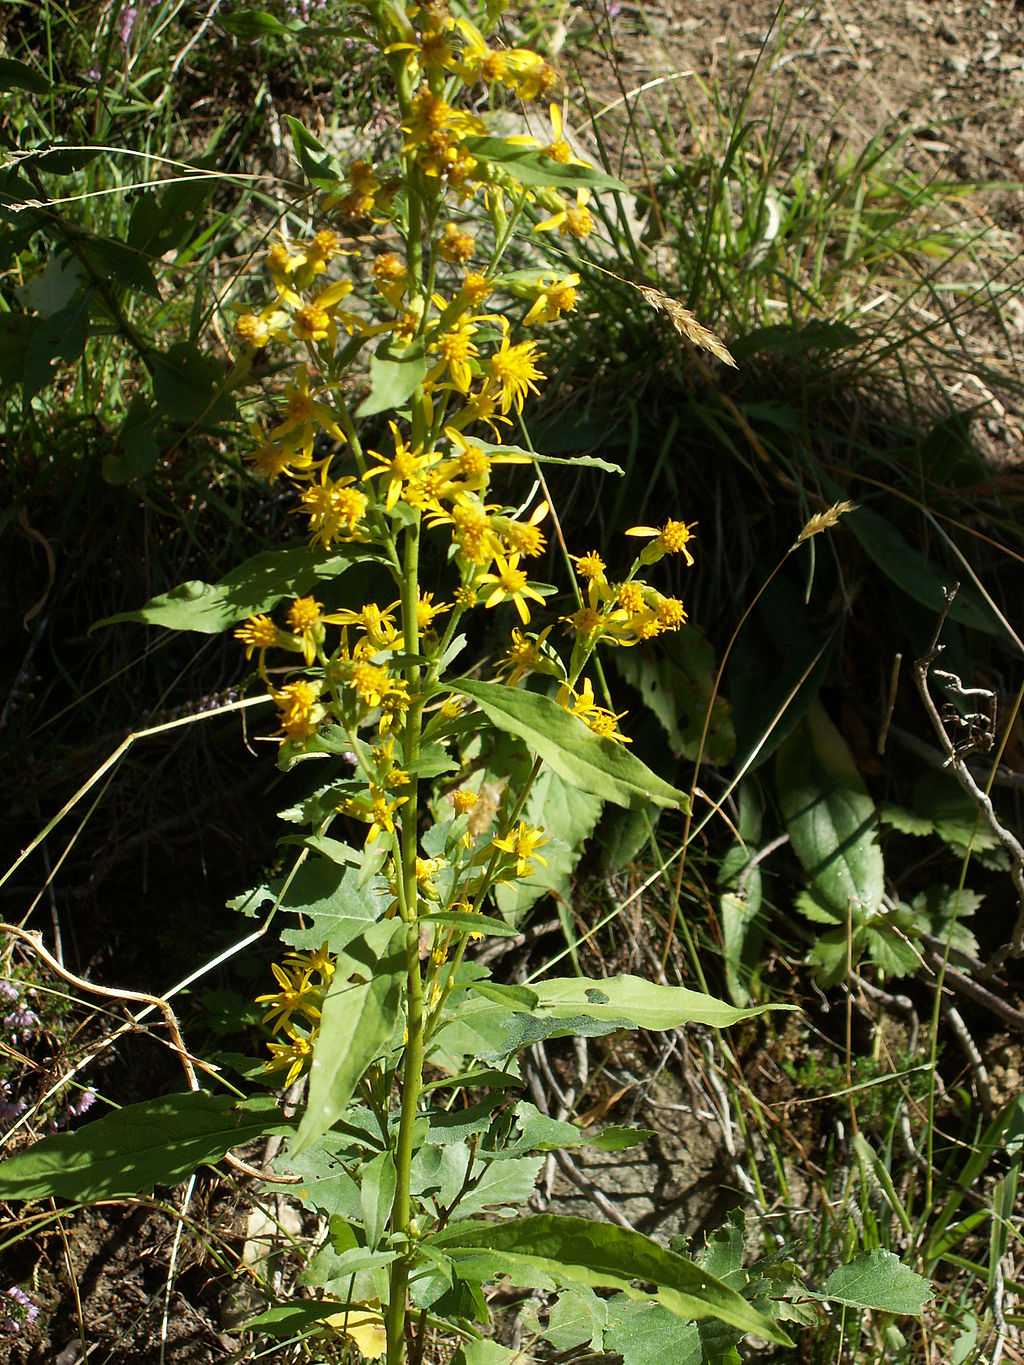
[246,1301,354,1338]
[220,10,305,37]
[292,919,406,1156]
[879,804,934,837]
[865,922,921,978]
[105,393,163,484]
[910,885,981,959]
[16,253,89,316]
[23,288,92,397]
[360,1150,396,1249]
[699,1209,746,1285]
[0,312,38,385]
[604,1295,702,1365]
[911,771,1006,864]
[776,701,883,915]
[0,1093,288,1202]
[821,1250,932,1315]
[598,804,658,873]
[430,1215,792,1344]
[590,1125,656,1152]
[479,438,622,476]
[451,1155,543,1219]
[0,56,49,94]
[283,1137,362,1220]
[419,910,519,937]
[452,1342,525,1365]
[807,926,865,987]
[357,339,427,417]
[546,1287,609,1351]
[614,627,735,765]
[78,232,160,297]
[127,170,218,260]
[465,137,626,191]
[718,785,766,1007]
[528,974,786,1029]
[794,887,843,926]
[153,342,235,423]
[456,680,686,810]
[236,860,381,959]
[284,114,339,185]
[94,546,359,633]
[846,506,998,636]
[720,893,759,1007]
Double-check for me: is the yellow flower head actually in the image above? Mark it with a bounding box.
[264,1026,315,1088]
[451,789,479,816]
[270,679,325,741]
[495,501,549,558]
[438,222,476,264]
[625,518,697,567]
[300,473,369,549]
[235,614,286,677]
[256,961,323,1033]
[523,272,581,326]
[485,335,545,414]
[491,821,548,878]
[477,550,546,624]
[535,187,594,240]
[417,590,451,631]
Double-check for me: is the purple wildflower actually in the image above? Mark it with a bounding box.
[1,1286,39,1334]
[0,980,18,1002]
[120,5,139,45]
[5,1006,39,1037]
[0,1098,27,1127]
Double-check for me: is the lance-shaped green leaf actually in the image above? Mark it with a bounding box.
[291,919,406,1157]
[479,437,623,476]
[93,546,365,634]
[528,975,788,1029]
[470,975,787,1032]
[776,700,883,916]
[0,1093,289,1202]
[429,1215,792,1345]
[456,680,686,810]
[464,138,626,191]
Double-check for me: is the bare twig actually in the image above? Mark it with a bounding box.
[551,1148,635,1231]
[991,1258,1008,1365]
[914,592,1024,968]
[1,923,299,1183]
[943,1004,993,1117]
[1,923,199,1091]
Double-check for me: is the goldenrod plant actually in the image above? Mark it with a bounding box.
[0,4,945,1361]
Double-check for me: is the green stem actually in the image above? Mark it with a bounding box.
[387,508,426,1365]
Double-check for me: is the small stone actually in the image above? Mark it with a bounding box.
[947,54,969,75]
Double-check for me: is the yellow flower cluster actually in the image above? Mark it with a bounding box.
[259,943,334,1088]
[231,1,699,1084]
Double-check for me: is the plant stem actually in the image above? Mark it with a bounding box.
[387,499,425,1365]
